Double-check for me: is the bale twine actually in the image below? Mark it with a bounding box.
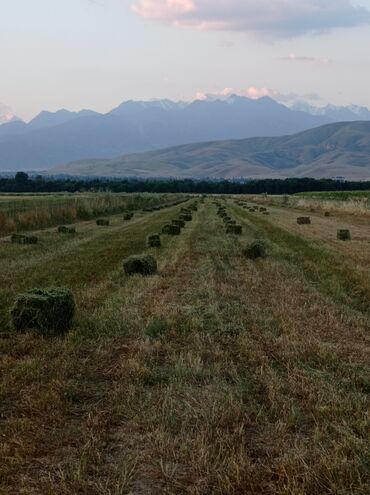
[337,229,351,241]
[96,219,110,226]
[146,233,161,248]
[297,217,311,225]
[11,287,75,335]
[123,254,157,276]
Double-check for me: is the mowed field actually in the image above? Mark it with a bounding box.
[0,194,369,494]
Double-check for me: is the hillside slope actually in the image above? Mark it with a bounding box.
[51,121,370,179]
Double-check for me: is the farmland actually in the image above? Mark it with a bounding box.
[0,193,369,495]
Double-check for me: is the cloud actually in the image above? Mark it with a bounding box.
[131,0,370,38]
[194,87,323,104]
[281,53,332,65]
[0,103,17,125]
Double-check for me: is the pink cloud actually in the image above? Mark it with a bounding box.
[131,0,370,38]
[281,53,332,65]
[195,87,280,101]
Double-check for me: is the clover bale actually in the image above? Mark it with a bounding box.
[242,240,267,260]
[96,219,109,226]
[146,233,161,248]
[297,217,311,225]
[11,233,38,244]
[123,254,157,276]
[11,287,75,335]
[337,229,351,241]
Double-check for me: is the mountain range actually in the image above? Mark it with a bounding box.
[50,121,370,180]
[0,96,352,171]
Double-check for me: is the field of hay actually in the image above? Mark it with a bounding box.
[0,193,369,495]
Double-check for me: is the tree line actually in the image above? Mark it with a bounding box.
[1,172,369,195]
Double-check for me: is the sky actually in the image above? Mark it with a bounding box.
[1,0,370,121]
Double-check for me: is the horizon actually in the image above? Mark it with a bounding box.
[2,0,370,121]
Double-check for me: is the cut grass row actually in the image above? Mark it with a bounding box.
[1,198,369,494]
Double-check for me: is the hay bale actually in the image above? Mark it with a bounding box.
[180,213,192,222]
[146,233,161,248]
[162,224,181,235]
[96,218,109,226]
[226,224,242,235]
[337,229,351,241]
[11,287,75,335]
[123,254,157,276]
[58,225,76,234]
[123,212,134,221]
[172,219,185,228]
[263,211,270,216]
[259,207,267,212]
[11,233,38,244]
[297,217,311,225]
[242,240,267,260]
[324,211,330,217]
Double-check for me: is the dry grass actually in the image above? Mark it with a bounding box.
[0,196,369,494]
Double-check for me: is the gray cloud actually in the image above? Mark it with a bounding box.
[132,0,370,39]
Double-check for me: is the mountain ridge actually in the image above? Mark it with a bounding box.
[49,121,370,180]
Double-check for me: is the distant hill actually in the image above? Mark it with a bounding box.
[50,121,370,180]
[0,96,331,171]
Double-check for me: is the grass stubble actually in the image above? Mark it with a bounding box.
[0,197,369,494]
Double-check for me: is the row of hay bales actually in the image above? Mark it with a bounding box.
[296,216,352,240]
[234,199,270,216]
[10,199,199,335]
[215,202,243,235]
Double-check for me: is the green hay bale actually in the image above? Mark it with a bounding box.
[162,224,181,235]
[96,218,109,226]
[123,254,157,276]
[123,212,134,221]
[337,229,351,241]
[263,211,270,216]
[11,287,75,335]
[297,217,311,225]
[226,224,242,235]
[172,219,185,228]
[11,233,38,244]
[146,233,161,248]
[324,211,330,217]
[57,225,76,234]
[242,240,267,260]
[180,213,192,222]
[259,207,267,212]
[226,219,236,225]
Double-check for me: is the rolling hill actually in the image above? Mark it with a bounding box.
[50,121,370,180]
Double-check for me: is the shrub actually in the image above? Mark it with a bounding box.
[11,233,38,244]
[337,229,351,241]
[146,233,161,248]
[242,240,267,260]
[11,287,75,335]
[57,225,76,234]
[123,254,157,276]
[297,217,311,225]
[96,219,109,226]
